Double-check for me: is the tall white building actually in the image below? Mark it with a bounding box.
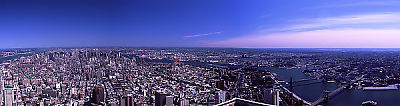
[215,90,226,104]
[179,98,189,106]
[0,73,3,106]
[4,88,14,106]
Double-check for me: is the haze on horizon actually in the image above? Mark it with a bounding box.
[1,0,400,48]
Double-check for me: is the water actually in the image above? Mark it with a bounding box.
[124,54,243,68]
[261,67,339,102]
[0,53,33,63]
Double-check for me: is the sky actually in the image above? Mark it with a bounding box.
[1,0,400,48]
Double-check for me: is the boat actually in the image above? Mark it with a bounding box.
[361,100,377,106]
[327,80,336,83]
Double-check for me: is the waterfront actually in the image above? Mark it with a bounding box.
[264,67,400,106]
[262,67,339,102]
[0,52,35,63]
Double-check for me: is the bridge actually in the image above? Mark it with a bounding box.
[310,75,364,106]
[293,78,319,83]
[288,77,320,91]
[272,77,319,105]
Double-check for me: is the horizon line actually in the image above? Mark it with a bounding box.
[3,46,400,50]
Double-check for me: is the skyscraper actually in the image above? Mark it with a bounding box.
[215,90,226,104]
[90,85,105,105]
[155,92,167,106]
[120,95,135,106]
[179,98,189,106]
[165,96,174,106]
[4,87,14,106]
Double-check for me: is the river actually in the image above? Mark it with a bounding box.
[263,67,400,106]
[0,53,34,63]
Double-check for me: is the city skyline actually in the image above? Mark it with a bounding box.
[2,1,399,105]
[2,0,400,48]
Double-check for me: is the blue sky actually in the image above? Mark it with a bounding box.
[1,0,400,48]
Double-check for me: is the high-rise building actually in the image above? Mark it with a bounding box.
[120,96,127,106]
[4,87,14,106]
[43,87,57,98]
[37,87,42,95]
[263,85,280,106]
[155,92,167,106]
[120,95,135,106]
[273,88,280,106]
[90,85,105,105]
[216,80,226,91]
[215,90,226,104]
[179,98,189,106]
[165,96,174,106]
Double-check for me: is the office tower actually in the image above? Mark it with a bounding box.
[120,96,127,106]
[128,95,134,106]
[37,87,42,95]
[4,88,14,106]
[179,99,189,106]
[43,87,57,98]
[90,85,105,105]
[215,90,226,104]
[96,70,103,79]
[155,92,167,106]
[56,83,62,97]
[264,85,280,106]
[160,50,164,56]
[165,96,174,106]
[216,80,226,91]
[120,95,135,106]
[44,98,51,106]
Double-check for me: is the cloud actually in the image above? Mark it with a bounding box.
[314,1,400,8]
[184,31,221,38]
[209,13,400,48]
[209,29,400,48]
[282,13,400,31]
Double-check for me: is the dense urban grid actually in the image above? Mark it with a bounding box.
[0,48,399,105]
